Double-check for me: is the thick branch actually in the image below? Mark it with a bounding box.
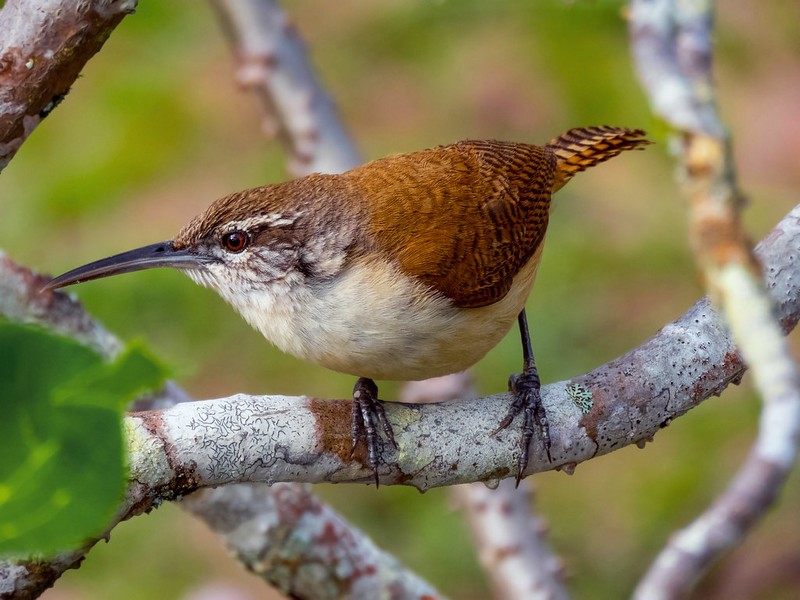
[0,256,443,599]
[403,376,570,600]
[118,205,800,490]
[0,0,137,172]
[4,201,798,597]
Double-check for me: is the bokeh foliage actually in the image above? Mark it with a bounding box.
[1,0,798,598]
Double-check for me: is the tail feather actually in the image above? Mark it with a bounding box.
[547,126,650,191]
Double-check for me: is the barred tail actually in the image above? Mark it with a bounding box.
[547,126,650,192]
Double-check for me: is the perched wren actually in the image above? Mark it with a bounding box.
[45,126,649,484]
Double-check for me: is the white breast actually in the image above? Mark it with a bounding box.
[224,251,543,382]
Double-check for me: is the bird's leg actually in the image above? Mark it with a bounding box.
[351,377,397,486]
[494,309,552,485]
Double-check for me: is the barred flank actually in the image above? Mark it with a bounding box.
[547,126,650,192]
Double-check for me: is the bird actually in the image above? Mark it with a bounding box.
[44,126,649,485]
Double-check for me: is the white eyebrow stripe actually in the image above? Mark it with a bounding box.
[224,211,304,233]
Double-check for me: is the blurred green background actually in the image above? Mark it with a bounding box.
[3,0,800,598]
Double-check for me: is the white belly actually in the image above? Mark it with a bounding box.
[229,253,542,381]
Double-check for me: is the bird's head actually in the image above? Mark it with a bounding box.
[44,176,356,306]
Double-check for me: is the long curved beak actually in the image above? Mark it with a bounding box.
[43,241,209,291]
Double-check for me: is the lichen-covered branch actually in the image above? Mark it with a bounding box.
[630,1,800,597]
[0,255,443,599]
[181,483,442,600]
[0,0,138,172]
[206,3,570,592]
[209,0,362,176]
[4,199,800,596]
[0,2,441,596]
[116,204,800,490]
[403,376,570,600]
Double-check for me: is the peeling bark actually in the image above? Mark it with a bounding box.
[0,0,138,171]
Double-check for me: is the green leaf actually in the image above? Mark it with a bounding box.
[0,323,167,558]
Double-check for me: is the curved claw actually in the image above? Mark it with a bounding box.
[495,371,552,487]
[350,377,396,487]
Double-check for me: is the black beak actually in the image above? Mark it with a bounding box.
[43,241,208,291]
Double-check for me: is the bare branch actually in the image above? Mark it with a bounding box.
[630,1,800,597]
[404,376,570,600]
[0,0,137,172]
[210,1,566,593]
[0,256,443,598]
[452,480,567,600]
[181,483,442,600]
[113,203,799,490]
[209,0,362,176]
[3,195,786,598]
[5,199,800,596]
[0,2,440,595]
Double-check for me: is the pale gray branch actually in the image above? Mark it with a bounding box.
[195,3,438,598]
[4,200,799,596]
[452,480,567,600]
[630,1,800,597]
[404,376,570,600]
[121,204,800,490]
[0,1,440,597]
[0,254,444,600]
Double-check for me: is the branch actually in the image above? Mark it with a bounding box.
[196,3,440,598]
[630,2,800,596]
[117,204,800,489]
[403,376,570,600]
[207,2,573,592]
[0,0,137,172]
[209,0,362,176]
[181,483,440,600]
[0,258,444,599]
[0,2,442,597]
[452,480,567,600]
[7,197,791,598]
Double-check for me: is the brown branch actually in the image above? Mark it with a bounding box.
[0,0,137,172]
[630,1,800,597]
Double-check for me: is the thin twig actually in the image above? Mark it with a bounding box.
[630,1,800,597]
[209,0,362,176]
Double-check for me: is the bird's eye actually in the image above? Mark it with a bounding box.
[221,230,249,253]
